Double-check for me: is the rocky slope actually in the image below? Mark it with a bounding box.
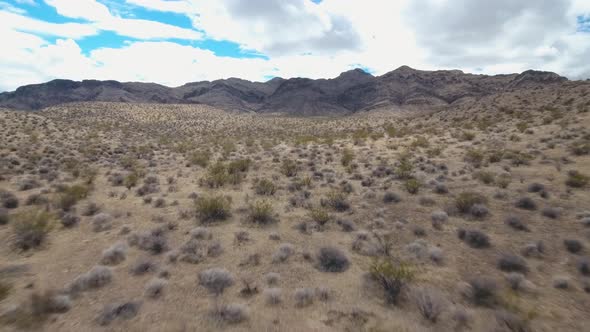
[0,66,571,114]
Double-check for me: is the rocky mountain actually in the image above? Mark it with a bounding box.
[0,66,570,114]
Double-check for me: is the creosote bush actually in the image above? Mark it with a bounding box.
[367,260,415,305]
[254,179,277,196]
[455,192,487,214]
[12,209,55,250]
[195,195,232,223]
[246,200,276,225]
[566,170,589,188]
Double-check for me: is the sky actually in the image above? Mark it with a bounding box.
[1,0,590,92]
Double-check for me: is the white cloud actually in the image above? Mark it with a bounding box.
[2,0,590,92]
[0,11,99,39]
[44,0,202,40]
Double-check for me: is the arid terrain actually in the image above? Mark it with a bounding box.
[0,72,590,332]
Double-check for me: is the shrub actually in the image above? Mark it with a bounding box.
[506,272,526,291]
[465,277,497,306]
[56,184,90,211]
[130,258,158,276]
[246,200,276,225]
[527,183,545,193]
[564,239,583,254]
[264,288,282,305]
[553,276,570,289]
[341,148,354,167]
[202,162,229,188]
[25,194,48,206]
[405,179,420,194]
[135,228,169,255]
[413,287,445,323]
[367,260,415,305]
[272,243,295,263]
[470,204,489,218]
[505,216,529,232]
[0,191,19,209]
[495,174,512,189]
[228,159,251,174]
[515,197,537,211]
[188,150,210,167]
[433,183,449,194]
[465,149,485,166]
[198,268,234,296]
[195,195,232,224]
[570,140,590,156]
[397,157,413,179]
[431,210,448,223]
[542,207,561,219]
[67,265,113,296]
[254,179,277,196]
[497,254,529,273]
[294,288,314,307]
[0,280,11,301]
[321,191,350,212]
[565,170,589,188]
[12,209,55,250]
[81,202,100,216]
[265,273,280,286]
[210,303,248,324]
[101,242,127,265]
[281,159,298,177]
[96,301,141,326]
[316,247,350,272]
[308,207,331,227]
[455,192,487,214]
[92,213,112,232]
[495,310,530,332]
[458,229,490,248]
[145,278,167,299]
[474,171,495,185]
[383,192,401,203]
[577,258,590,276]
[0,208,8,225]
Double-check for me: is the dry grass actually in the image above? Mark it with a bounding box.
[0,89,589,331]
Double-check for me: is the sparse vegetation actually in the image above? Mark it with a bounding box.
[195,195,232,223]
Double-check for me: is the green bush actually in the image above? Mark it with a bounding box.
[341,148,354,167]
[404,179,420,194]
[571,140,590,156]
[281,159,298,177]
[397,157,413,179]
[246,200,276,225]
[566,170,589,188]
[465,149,485,166]
[201,162,229,188]
[195,195,232,223]
[368,260,415,305]
[254,179,277,196]
[12,209,55,250]
[474,171,496,185]
[189,150,210,167]
[228,159,251,174]
[56,184,91,211]
[455,192,487,213]
[321,191,350,212]
[308,207,331,227]
[0,280,10,301]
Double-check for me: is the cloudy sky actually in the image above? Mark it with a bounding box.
[1,0,590,91]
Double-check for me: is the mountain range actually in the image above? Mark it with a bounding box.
[0,66,572,115]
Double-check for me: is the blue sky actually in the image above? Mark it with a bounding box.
[1,0,589,91]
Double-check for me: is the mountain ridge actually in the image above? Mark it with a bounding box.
[0,66,572,114]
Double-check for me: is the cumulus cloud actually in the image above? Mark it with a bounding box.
[404,0,590,78]
[1,0,590,92]
[45,0,202,40]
